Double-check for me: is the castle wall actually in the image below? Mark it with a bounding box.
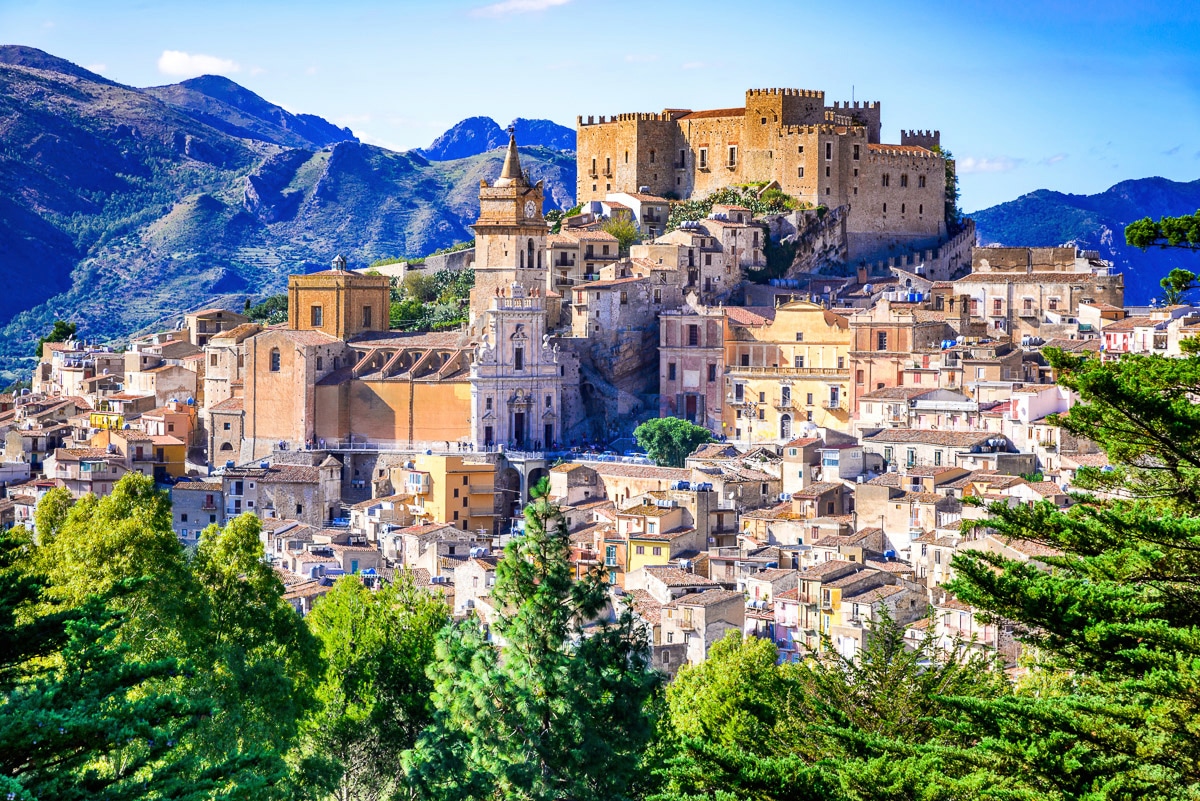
[313,379,472,447]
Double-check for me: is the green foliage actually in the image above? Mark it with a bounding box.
[932,146,963,228]
[634,417,714,468]
[1126,210,1200,251]
[247,294,289,325]
[656,613,1010,801]
[390,268,474,332]
[1,475,321,798]
[602,214,640,255]
[1159,268,1198,305]
[665,186,802,233]
[33,319,76,357]
[403,478,661,801]
[546,204,583,234]
[301,572,450,801]
[943,346,1200,796]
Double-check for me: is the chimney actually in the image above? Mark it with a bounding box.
[857,266,868,284]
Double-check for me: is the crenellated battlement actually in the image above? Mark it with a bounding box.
[868,144,943,160]
[577,111,680,127]
[900,129,941,149]
[779,123,866,137]
[831,100,879,110]
[746,88,824,98]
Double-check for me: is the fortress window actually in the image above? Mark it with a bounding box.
[311,305,323,327]
[591,157,596,175]
[316,356,323,371]
[679,149,685,166]
[919,175,927,188]
[853,187,858,195]
[798,167,805,178]
[624,151,628,163]
[592,184,597,192]
[520,251,525,268]
[883,203,887,213]
[798,145,804,154]
[649,149,656,163]
[901,203,906,214]
[698,148,708,169]
[825,167,830,177]
[269,348,281,372]
[728,146,737,167]
[882,174,890,187]
[825,142,832,160]
[853,168,858,177]
[853,144,860,160]
[826,188,831,195]
[919,204,924,215]
[900,174,909,188]
[362,306,372,328]
[761,116,767,125]
[605,157,611,174]
[620,291,628,305]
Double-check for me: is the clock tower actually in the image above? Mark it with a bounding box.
[469,132,549,321]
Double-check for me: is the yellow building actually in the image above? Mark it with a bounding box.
[389,453,496,535]
[724,300,852,443]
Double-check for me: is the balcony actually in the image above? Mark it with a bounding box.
[822,399,845,411]
[772,397,796,411]
[468,507,497,518]
[1018,307,1038,317]
[988,307,1006,317]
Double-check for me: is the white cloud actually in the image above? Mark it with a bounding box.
[471,0,570,17]
[355,130,405,152]
[85,63,107,74]
[956,156,1024,174]
[1041,153,1068,166]
[157,50,240,78]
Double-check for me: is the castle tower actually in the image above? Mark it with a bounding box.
[469,133,549,322]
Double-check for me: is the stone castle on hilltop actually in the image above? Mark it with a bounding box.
[576,87,950,262]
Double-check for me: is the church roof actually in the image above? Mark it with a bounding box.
[494,133,525,188]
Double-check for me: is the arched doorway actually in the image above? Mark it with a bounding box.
[780,414,792,440]
[496,466,522,529]
[527,467,549,494]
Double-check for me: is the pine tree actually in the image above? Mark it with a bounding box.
[403,478,661,801]
[945,346,1200,797]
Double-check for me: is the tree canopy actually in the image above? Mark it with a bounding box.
[635,417,715,468]
[1126,210,1200,251]
[403,477,661,801]
[33,319,77,357]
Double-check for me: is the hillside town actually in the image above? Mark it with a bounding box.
[8,86,1198,677]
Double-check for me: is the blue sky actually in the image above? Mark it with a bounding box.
[3,0,1198,211]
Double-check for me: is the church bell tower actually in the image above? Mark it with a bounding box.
[469,131,549,321]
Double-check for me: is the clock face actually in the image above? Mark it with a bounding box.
[524,200,536,218]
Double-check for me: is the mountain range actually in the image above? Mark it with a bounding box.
[0,46,578,376]
[972,177,1200,304]
[1,44,1196,377]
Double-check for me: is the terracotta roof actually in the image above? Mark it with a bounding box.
[784,437,821,448]
[624,589,662,625]
[724,306,777,326]
[576,276,645,291]
[210,397,244,413]
[860,386,941,401]
[797,560,857,579]
[1101,316,1157,332]
[664,588,744,608]
[173,482,222,492]
[865,429,995,448]
[590,463,690,481]
[846,584,905,604]
[643,565,718,587]
[679,107,745,119]
[791,481,843,498]
[748,567,796,582]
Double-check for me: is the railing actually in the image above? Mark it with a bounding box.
[822,399,844,411]
[468,507,497,517]
[772,397,796,411]
[1018,308,1037,317]
[729,366,850,378]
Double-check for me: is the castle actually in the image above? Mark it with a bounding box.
[576,88,950,261]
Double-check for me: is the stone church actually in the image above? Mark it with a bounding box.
[238,134,583,460]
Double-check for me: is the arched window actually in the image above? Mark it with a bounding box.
[537,250,542,269]
[527,239,534,270]
[520,250,525,269]
[220,442,234,451]
[780,414,792,440]
[269,348,281,372]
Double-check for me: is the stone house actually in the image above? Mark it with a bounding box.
[660,589,745,666]
[170,481,224,545]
